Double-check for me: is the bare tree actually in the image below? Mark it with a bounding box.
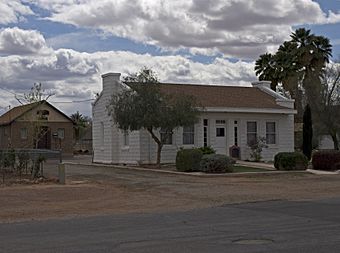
[15,83,54,105]
[15,83,55,149]
[314,62,340,150]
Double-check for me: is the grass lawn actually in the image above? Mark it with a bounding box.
[232,165,271,173]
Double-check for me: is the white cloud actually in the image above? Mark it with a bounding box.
[28,0,340,59]
[0,0,33,25]
[0,27,52,55]
[0,29,256,116]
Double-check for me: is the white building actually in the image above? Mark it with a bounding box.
[92,73,296,164]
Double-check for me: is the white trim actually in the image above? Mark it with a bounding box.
[204,107,296,114]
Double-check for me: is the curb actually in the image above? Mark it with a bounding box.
[64,162,310,178]
[306,169,340,175]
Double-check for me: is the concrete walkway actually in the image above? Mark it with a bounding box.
[236,160,275,170]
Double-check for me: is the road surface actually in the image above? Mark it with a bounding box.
[2,198,340,252]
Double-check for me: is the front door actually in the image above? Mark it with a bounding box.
[215,120,227,154]
[37,126,51,149]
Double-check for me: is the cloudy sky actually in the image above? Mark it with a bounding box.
[0,0,339,116]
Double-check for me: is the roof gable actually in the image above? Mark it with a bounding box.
[0,101,73,126]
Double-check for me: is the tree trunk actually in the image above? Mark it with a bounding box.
[331,133,339,150]
[147,127,163,167]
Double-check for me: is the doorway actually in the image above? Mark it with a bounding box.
[37,126,51,149]
[215,120,227,154]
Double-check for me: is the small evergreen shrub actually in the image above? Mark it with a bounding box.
[274,152,308,171]
[312,150,340,171]
[176,148,203,172]
[197,146,216,155]
[200,154,234,173]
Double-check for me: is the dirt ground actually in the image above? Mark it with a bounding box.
[2,161,340,223]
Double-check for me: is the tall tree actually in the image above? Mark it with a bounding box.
[303,104,313,159]
[254,53,279,90]
[107,67,201,166]
[290,28,332,108]
[255,28,332,117]
[70,111,90,141]
[314,63,340,150]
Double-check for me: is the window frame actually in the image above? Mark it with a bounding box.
[247,121,257,146]
[266,121,276,145]
[123,130,129,147]
[183,125,195,145]
[20,128,28,140]
[160,128,173,145]
[57,128,65,139]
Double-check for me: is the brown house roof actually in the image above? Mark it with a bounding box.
[159,83,285,109]
[0,101,73,126]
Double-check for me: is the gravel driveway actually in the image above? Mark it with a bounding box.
[2,159,340,223]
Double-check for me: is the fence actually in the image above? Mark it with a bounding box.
[0,149,62,184]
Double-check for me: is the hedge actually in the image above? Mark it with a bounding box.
[197,146,216,155]
[200,154,234,173]
[274,152,308,171]
[312,150,340,171]
[176,148,203,172]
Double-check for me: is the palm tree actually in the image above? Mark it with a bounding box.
[254,53,279,90]
[290,28,332,107]
[255,28,332,117]
[70,111,88,141]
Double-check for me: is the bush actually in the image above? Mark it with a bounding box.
[248,137,268,162]
[274,152,308,171]
[200,154,234,173]
[197,146,216,155]
[176,148,203,172]
[312,150,340,171]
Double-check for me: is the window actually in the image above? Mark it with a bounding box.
[183,125,194,145]
[266,122,276,144]
[216,127,225,137]
[234,121,238,146]
[100,122,104,146]
[123,130,129,146]
[247,121,257,145]
[203,119,208,147]
[216,120,226,124]
[37,110,49,120]
[160,129,172,145]
[20,128,27,139]
[216,119,225,137]
[57,128,65,139]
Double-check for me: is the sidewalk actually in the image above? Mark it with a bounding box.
[236,160,275,170]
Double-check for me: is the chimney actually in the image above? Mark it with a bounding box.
[101,72,121,93]
[251,81,271,89]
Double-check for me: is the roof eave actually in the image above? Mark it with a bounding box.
[203,107,297,114]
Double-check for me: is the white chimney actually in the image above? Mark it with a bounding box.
[101,72,121,93]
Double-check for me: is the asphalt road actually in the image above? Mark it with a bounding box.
[2,198,340,253]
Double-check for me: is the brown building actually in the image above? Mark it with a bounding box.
[0,101,74,155]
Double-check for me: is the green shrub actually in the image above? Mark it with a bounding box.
[248,137,268,162]
[200,154,234,173]
[274,152,308,171]
[176,148,203,172]
[312,150,340,171]
[197,146,216,155]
